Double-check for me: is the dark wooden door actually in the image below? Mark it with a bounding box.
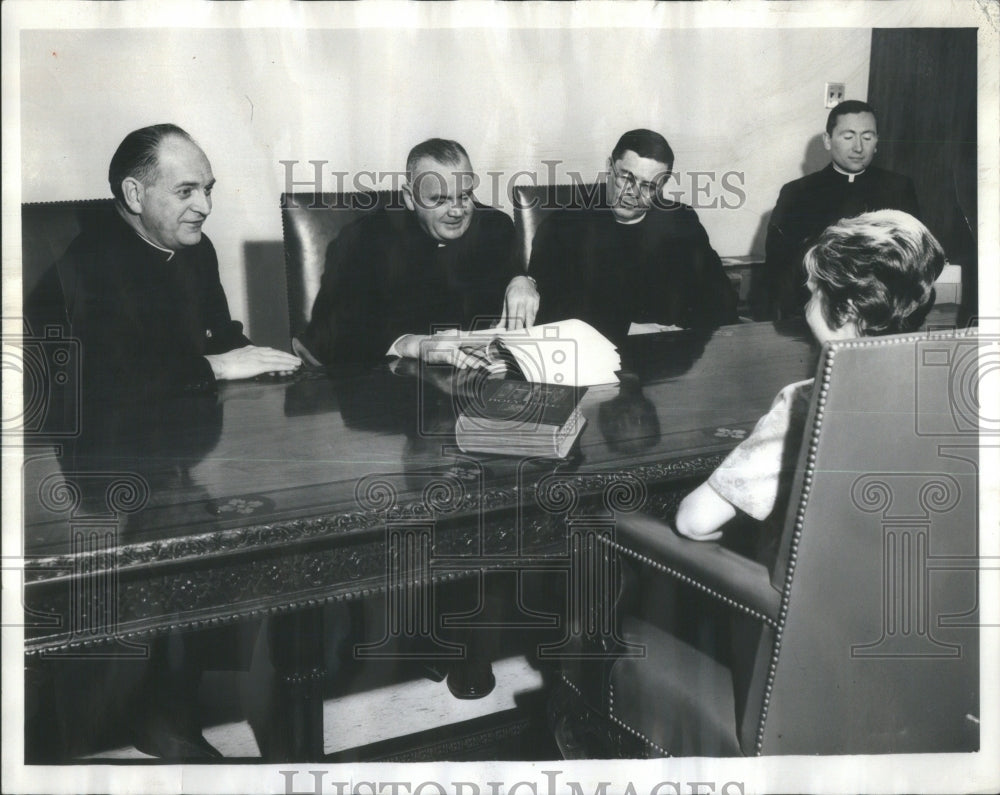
[868,28,978,324]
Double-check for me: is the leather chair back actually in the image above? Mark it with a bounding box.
[21,200,113,312]
[280,191,399,338]
[756,327,979,754]
[608,327,980,755]
[512,183,601,269]
[19,200,112,437]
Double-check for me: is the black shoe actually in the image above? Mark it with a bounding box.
[419,661,449,683]
[446,660,496,700]
[132,713,222,760]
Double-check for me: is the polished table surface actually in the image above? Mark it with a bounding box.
[22,319,826,658]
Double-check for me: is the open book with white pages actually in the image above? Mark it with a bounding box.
[467,318,621,387]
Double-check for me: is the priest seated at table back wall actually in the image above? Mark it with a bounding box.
[522,128,738,345]
[24,123,301,760]
[764,100,920,319]
[294,138,526,370]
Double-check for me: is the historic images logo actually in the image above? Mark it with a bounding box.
[2,322,81,438]
[279,161,748,212]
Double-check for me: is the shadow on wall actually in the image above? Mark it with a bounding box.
[801,133,829,177]
[244,241,291,352]
[747,133,827,260]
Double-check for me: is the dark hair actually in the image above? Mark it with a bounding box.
[108,123,195,202]
[804,210,944,336]
[406,138,470,178]
[826,100,877,135]
[611,129,674,173]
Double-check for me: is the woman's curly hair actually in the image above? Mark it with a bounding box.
[803,209,945,336]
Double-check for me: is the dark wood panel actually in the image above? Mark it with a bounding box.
[868,28,977,322]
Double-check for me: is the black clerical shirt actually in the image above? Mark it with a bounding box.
[765,164,920,316]
[300,204,517,366]
[36,206,251,400]
[528,189,737,344]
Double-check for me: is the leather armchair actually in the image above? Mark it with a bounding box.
[21,199,113,315]
[586,328,981,756]
[280,191,399,339]
[19,201,116,437]
[283,185,601,329]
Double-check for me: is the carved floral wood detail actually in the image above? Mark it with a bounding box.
[24,454,722,655]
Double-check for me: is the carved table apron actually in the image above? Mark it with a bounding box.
[21,320,818,760]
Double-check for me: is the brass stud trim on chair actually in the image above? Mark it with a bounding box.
[603,539,780,628]
[607,682,671,758]
[752,326,975,754]
[558,672,583,697]
[556,672,670,758]
[752,342,835,753]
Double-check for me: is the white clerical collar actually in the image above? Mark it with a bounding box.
[138,233,176,260]
[613,211,646,226]
[831,163,866,183]
[116,204,176,260]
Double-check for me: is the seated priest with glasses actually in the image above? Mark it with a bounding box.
[512,129,737,344]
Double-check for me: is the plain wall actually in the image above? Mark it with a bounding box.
[19,26,871,345]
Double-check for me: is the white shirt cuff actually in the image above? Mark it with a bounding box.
[385,334,408,358]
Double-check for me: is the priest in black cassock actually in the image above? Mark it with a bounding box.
[296,138,520,368]
[764,100,920,318]
[25,124,301,761]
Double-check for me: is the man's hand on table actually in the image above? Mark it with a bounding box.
[395,333,503,371]
[498,274,539,330]
[204,345,302,381]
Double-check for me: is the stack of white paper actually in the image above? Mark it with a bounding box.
[469,318,620,387]
[933,263,962,305]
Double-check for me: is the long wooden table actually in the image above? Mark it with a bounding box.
[20,319,823,759]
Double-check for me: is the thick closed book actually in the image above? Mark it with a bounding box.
[455,408,586,459]
[459,379,585,426]
[455,379,587,458]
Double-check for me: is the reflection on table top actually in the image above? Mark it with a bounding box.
[23,320,819,560]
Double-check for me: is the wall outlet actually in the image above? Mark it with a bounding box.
[825,82,845,108]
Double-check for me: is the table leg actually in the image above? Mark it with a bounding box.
[262,607,326,761]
